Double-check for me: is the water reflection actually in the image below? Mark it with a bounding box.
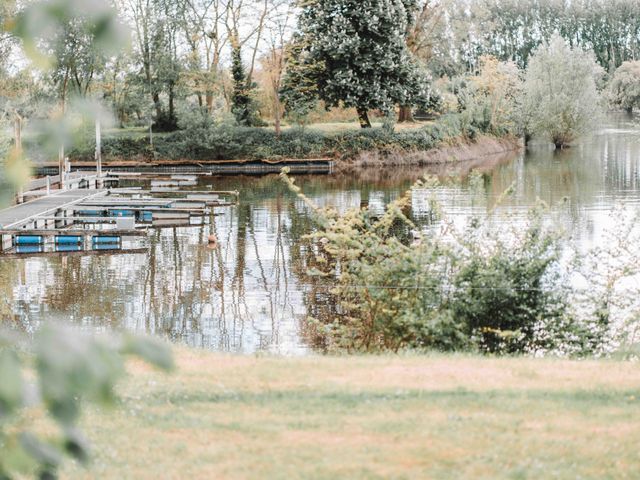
[2,114,640,353]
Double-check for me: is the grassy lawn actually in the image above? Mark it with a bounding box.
[60,349,640,479]
[99,121,433,139]
[277,121,434,133]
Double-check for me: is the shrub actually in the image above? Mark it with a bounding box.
[283,171,636,356]
[64,111,500,164]
[450,206,571,354]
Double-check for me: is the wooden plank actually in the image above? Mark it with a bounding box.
[0,190,109,230]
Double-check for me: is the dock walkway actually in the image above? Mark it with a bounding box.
[0,189,106,230]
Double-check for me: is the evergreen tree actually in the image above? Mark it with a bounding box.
[231,45,261,127]
[280,34,321,124]
[296,0,430,128]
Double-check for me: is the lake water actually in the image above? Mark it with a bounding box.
[2,114,640,354]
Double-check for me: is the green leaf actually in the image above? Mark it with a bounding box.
[18,432,62,469]
[122,336,174,372]
[62,427,91,465]
[0,349,24,418]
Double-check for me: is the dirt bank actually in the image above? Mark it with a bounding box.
[337,134,523,172]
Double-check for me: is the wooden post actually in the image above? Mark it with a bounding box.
[14,114,22,151]
[59,144,65,190]
[15,114,24,203]
[95,117,102,186]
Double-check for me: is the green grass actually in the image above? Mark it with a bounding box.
[104,120,434,137]
[57,350,640,479]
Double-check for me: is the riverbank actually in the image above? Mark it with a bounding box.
[29,115,521,174]
[338,134,522,171]
[60,349,640,479]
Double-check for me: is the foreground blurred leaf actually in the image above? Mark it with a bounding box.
[122,335,175,372]
[3,147,31,188]
[0,350,23,418]
[18,433,62,470]
[10,0,129,68]
[35,327,124,425]
[62,427,90,465]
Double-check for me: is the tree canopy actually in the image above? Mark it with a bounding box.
[522,35,603,148]
[608,61,640,113]
[293,0,431,127]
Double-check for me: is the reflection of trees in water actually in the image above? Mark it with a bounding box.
[0,261,17,324]
[130,193,300,352]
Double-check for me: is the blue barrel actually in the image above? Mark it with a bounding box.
[92,236,121,245]
[16,245,43,254]
[109,209,135,217]
[14,235,43,246]
[55,235,83,245]
[56,244,82,253]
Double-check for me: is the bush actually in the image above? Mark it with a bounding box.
[450,207,570,354]
[283,171,640,356]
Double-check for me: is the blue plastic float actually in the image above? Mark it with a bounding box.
[14,235,43,246]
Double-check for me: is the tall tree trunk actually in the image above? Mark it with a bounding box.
[398,105,414,122]
[357,107,371,128]
[169,83,175,120]
[153,92,162,119]
[274,96,282,137]
[206,94,213,113]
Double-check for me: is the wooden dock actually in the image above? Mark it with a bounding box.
[0,189,108,230]
[0,175,239,255]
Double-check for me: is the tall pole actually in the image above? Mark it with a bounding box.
[14,114,22,151]
[14,114,24,203]
[95,117,102,187]
[58,144,65,190]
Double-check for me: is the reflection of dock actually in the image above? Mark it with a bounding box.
[0,173,239,256]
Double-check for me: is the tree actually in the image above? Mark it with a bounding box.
[259,0,295,135]
[230,43,260,125]
[279,34,321,124]
[125,0,183,132]
[466,56,522,136]
[296,0,431,128]
[179,0,228,113]
[521,35,602,149]
[225,0,269,126]
[608,61,640,114]
[399,0,446,122]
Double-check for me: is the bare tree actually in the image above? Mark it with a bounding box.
[180,0,228,112]
[260,0,295,135]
